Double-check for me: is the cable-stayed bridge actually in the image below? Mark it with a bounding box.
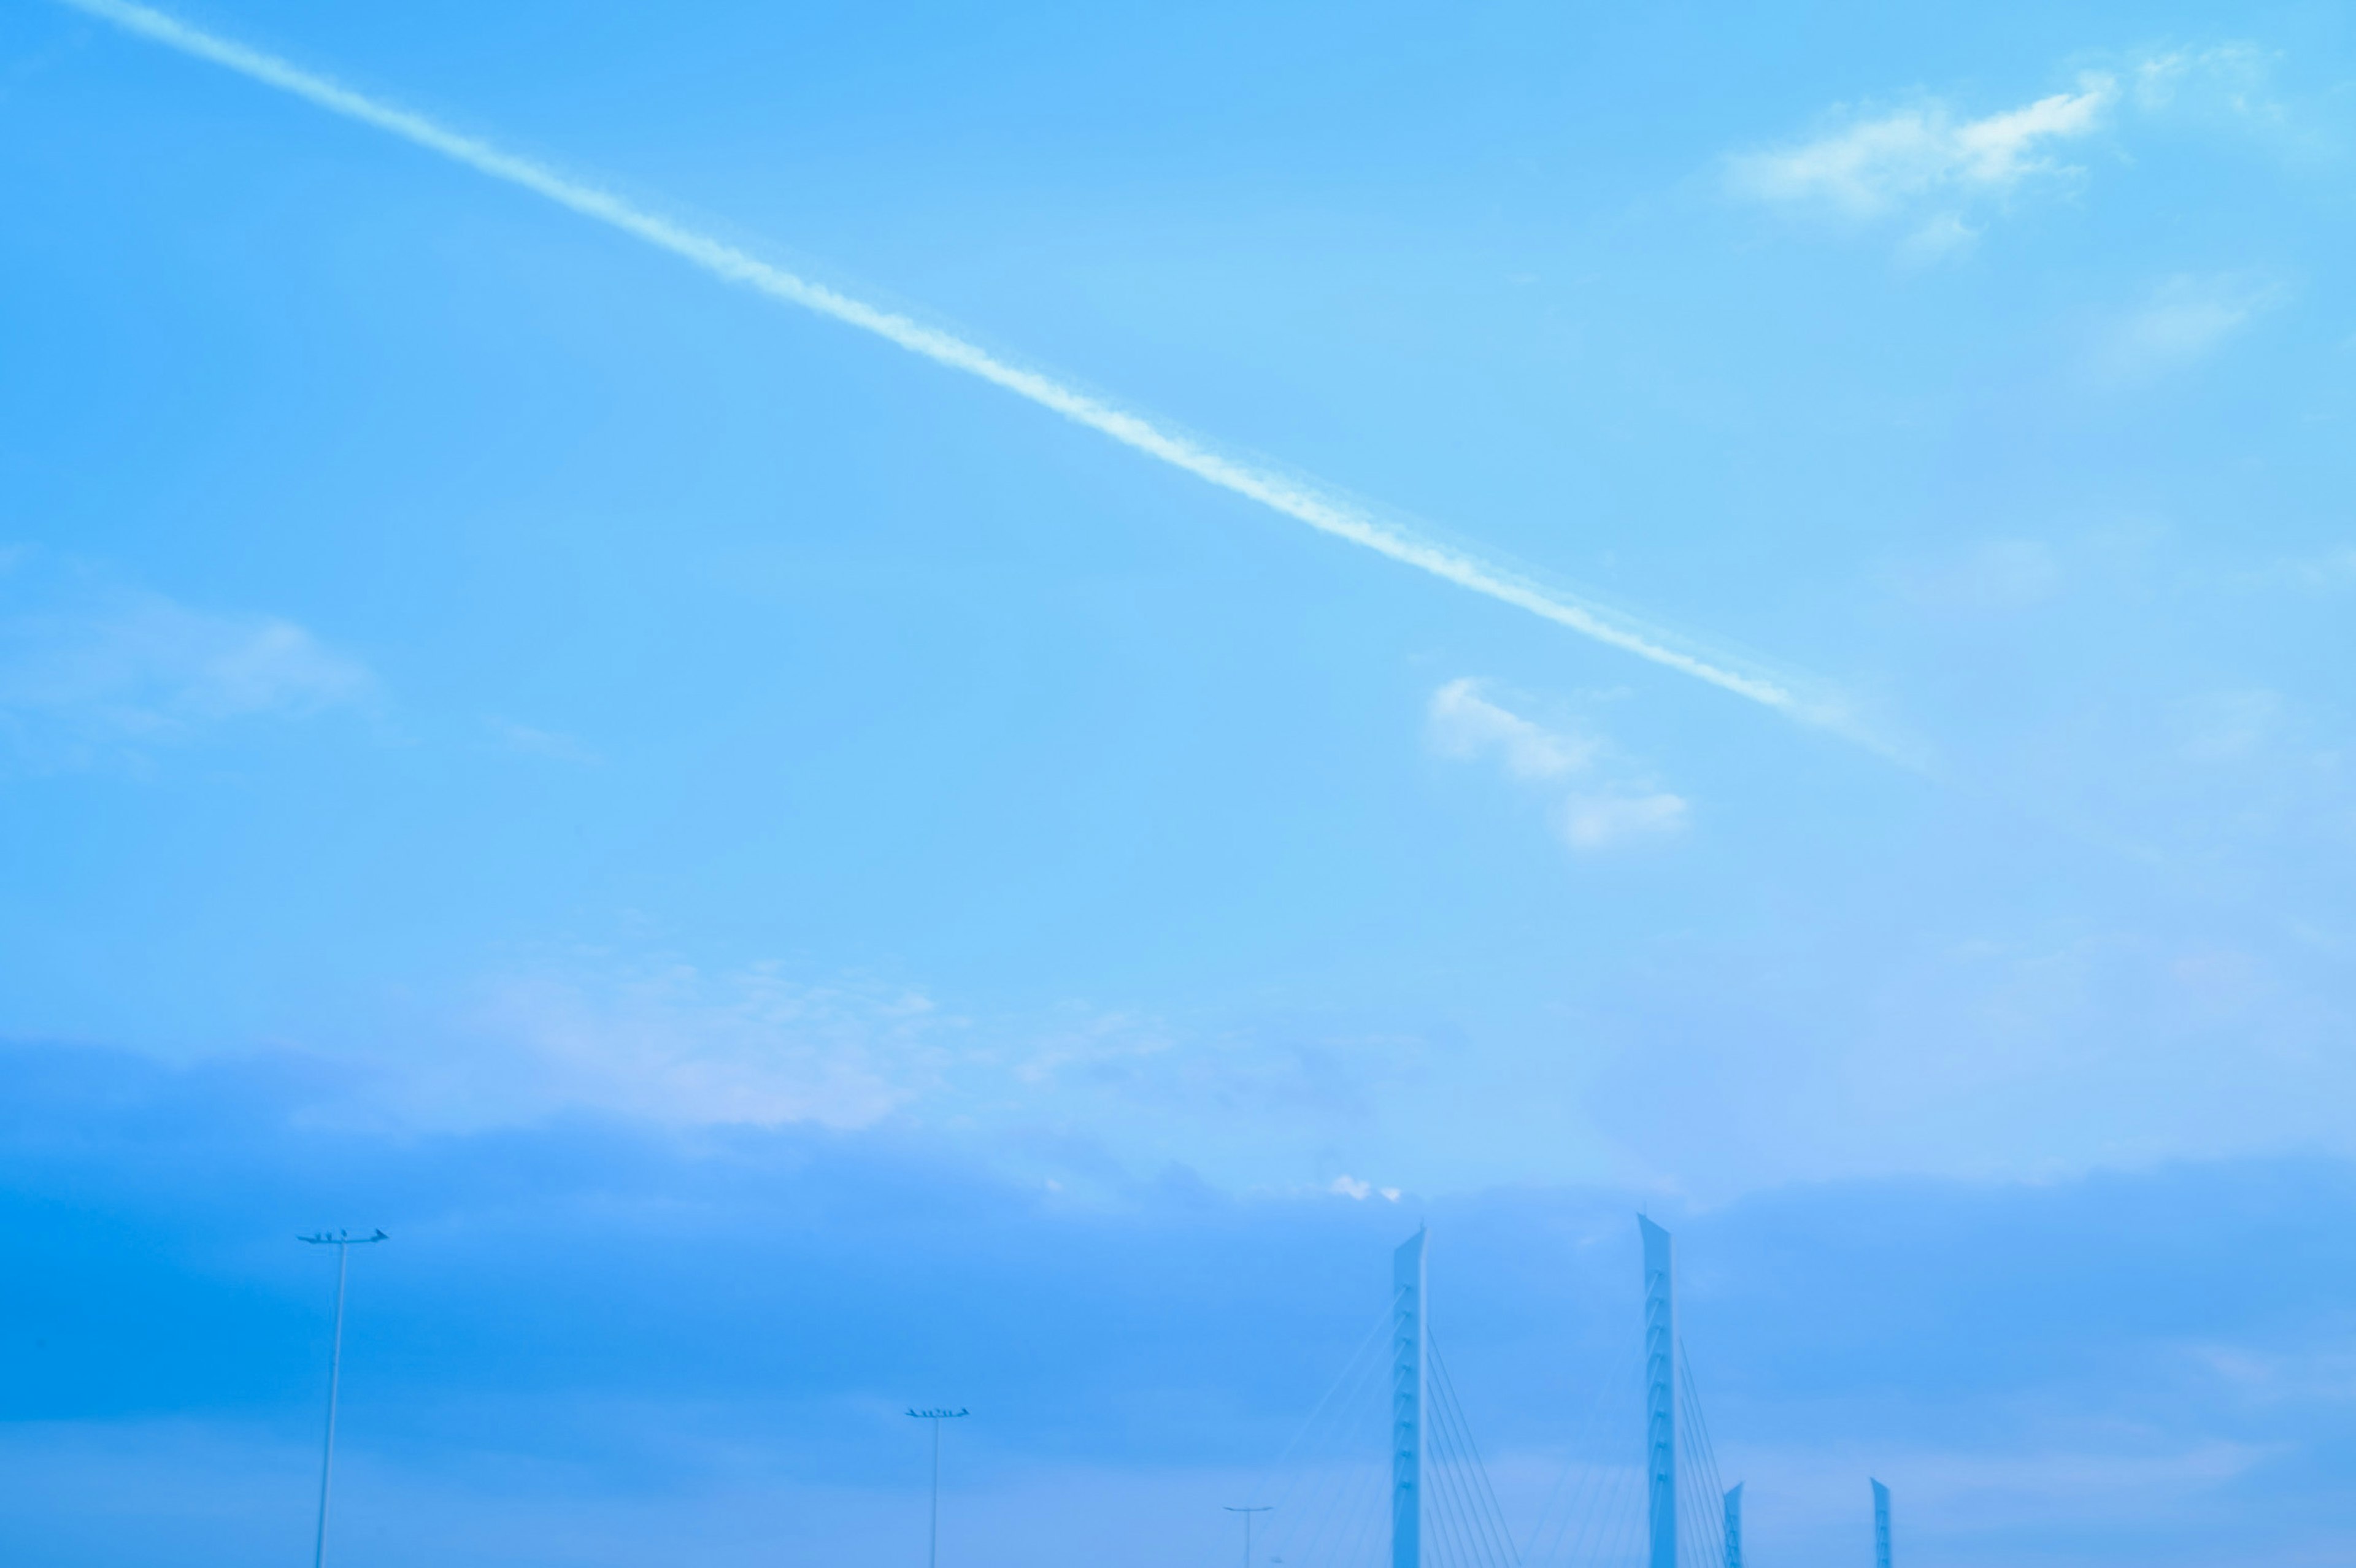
[1243,1221,1893,1568]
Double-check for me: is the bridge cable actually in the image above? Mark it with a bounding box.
[1424,1385,1491,1568]
[1520,1339,1636,1568]
[1250,1293,1399,1568]
[1429,1334,1520,1568]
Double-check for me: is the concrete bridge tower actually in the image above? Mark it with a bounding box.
[1392,1229,1426,1568]
[1641,1217,1677,1568]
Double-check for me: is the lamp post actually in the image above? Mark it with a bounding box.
[1225,1505,1272,1568]
[299,1229,387,1568]
[906,1407,968,1568]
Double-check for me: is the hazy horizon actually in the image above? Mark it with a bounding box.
[4,0,2354,1562]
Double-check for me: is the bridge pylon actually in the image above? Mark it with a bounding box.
[1391,1228,1426,1568]
[1641,1216,1677,1568]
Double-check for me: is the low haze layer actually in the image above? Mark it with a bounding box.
[2,0,2352,1562]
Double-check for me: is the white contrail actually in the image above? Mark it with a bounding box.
[60,0,1841,728]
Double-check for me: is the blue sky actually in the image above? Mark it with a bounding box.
[1,0,2353,1562]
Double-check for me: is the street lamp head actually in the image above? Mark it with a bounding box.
[906,1408,969,1418]
[299,1230,390,1245]
[1225,1501,1272,1568]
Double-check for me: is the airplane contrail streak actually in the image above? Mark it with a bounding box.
[60,0,1849,731]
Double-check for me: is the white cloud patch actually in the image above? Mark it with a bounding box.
[1427,677,1597,779]
[0,555,372,764]
[2133,44,2288,125]
[1560,792,1689,850]
[487,716,601,764]
[2274,546,2356,592]
[461,961,946,1131]
[1896,210,1981,263]
[1730,47,2283,253]
[377,956,1411,1189]
[2174,688,2285,764]
[1893,538,2065,615]
[1427,678,1687,853]
[2098,272,2290,381]
[1728,75,2114,242]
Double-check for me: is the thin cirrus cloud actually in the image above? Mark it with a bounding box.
[1560,791,1689,851]
[456,961,945,1131]
[265,936,1435,1197]
[1726,47,2279,255]
[414,952,1409,1184]
[485,715,602,764]
[2096,271,2291,382]
[0,556,372,763]
[1730,77,2113,216]
[1427,678,1688,853]
[49,0,1895,753]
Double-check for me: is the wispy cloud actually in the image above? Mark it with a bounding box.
[2096,271,2290,381]
[1891,537,2065,615]
[486,716,601,764]
[2173,688,2284,764]
[1729,75,2114,245]
[0,555,372,763]
[51,0,1883,745]
[463,961,946,1131]
[1428,678,1687,853]
[1427,676,1598,780]
[1560,791,1688,850]
[1729,47,2284,253]
[2262,545,2356,593]
[401,955,1401,1175]
[2132,44,2290,127]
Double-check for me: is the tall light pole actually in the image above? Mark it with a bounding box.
[299,1229,387,1568]
[906,1407,968,1568]
[1225,1505,1272,1568]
